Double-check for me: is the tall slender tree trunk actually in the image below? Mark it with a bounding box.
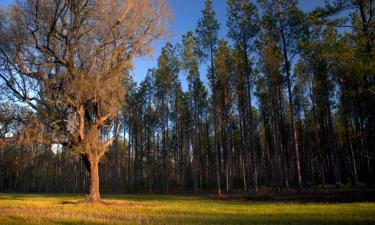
[213,111,221,196]
[180,124,185,186]
[162,96,169,194]
[277,85,289,191]
[267,70,284,192]
[327,106,341,188]
[339,76,358,186]
[127,127,132,189]
[280,25,302,192]
[239,114,247,191]
[346,121,358,186]
[112,119,119,192]
[322,75,341,187]
[147,125,152,193]
[307,64,325,188]
[221,109,230,192]
[193,95,199,194]
[244,45,257,193]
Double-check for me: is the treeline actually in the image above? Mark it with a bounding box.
[0,0,374,194]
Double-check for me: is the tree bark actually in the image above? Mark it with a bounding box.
[244,45,257,193]
[82,154,101,202]
[280,22,302,192]
[88,157,101,202]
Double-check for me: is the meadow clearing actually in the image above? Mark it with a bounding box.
[0,193,374,225]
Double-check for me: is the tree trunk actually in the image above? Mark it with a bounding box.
[245,54,257,193]
[213,110,221,196]
[322,75,341,187]
[88,158,100,202]
[112,119,119,192]
[280,23,302,192]
[147,125,152,193]
[308,66,325,188]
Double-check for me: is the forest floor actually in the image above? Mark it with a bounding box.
[0,192,374,225]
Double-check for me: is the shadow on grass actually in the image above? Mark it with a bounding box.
[102,194,205,202]
[59,200,83,205]
[0,193,201,203]
[0,193,84,200]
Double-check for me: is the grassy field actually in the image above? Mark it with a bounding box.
[0,194,374,225]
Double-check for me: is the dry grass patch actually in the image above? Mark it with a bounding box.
[0,194,374,225]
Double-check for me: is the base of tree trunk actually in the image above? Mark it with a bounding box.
[86,157,101,203]
[85,194,103,204]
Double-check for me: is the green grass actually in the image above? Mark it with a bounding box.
[0,194,374,225]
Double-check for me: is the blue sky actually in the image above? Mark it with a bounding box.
[0,0,325,88]
[134,0,325,88]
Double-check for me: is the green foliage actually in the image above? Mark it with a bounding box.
[227,0,259,48]
[212,40,234,116]
[181,31,200,92]
[196,0,220,60]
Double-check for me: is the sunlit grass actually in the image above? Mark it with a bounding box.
[0,194,374,225]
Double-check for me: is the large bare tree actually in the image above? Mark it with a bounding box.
[0,0,168,202]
